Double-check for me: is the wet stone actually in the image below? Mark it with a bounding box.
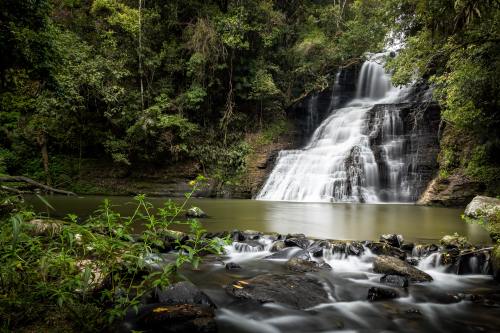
[367,287,399,301]
[186,207,207,218]
[406,258,419,266]
[134,304,216,333]
[401,242,415,252]
[380,234,404,248]
[291,249,312,261]
[308,245,324,257]
[226,274,330,309]
[270,240,286,252]
[284,237,310,249]
[233,240,264,252]
[286,258,332,273]
[366,242,406,260]
[380,274,409,288]
[264,247,299,260]
[231,230,245,242]
[155,281,215,308]
[373,255,433,282]
[225,262,242,271]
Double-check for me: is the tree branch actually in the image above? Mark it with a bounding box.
[0,176,76,196]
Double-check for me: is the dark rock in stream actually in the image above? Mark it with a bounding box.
[155,281,216,308]
[327,240,364,257]
[401,242,415,252]
[225,262,242,271]
[270,240,286,252]
[231,229,245,242]
[307,245,325,257]
[373,255,433,282]
[380,274,409,288]
[284,237,310,249]
[365,242,406,260]
[233,240,264,252]
[412,244,439,257]
[367,287,400,301]
[286,258,332,273]
[242,230,262,240]
[130,304,216,333]
[406,258,419,266]
[264,247,299,260]
[379,234,404,248]
[226,274,330,309]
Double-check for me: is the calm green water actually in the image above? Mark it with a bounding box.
[27,195,490,243]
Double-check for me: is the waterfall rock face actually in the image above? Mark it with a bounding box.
[257,55,439,202]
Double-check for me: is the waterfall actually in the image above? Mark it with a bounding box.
[257,54,418,202]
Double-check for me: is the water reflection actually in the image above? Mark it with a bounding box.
[26,196,490,243]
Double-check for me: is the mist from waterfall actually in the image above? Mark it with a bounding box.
[257,54,414,202]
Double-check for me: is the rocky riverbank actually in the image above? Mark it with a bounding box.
[113,227,499,332]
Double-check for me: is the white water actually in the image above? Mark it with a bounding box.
[257,54,413,202]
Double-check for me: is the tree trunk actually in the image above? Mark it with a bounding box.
[37,132,52,187]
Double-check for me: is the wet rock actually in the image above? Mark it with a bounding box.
[286,258,331,273]
[204,231,230,239]
[270,240,286,252]
[264,247,299,260]
[347,241,365,256]
[226,274,330,309]
[231,230,245,242]
[291,249,312,261]
[26,219,63,236]
[225,262,242,271]
[307,245,324,257]
[186,207,207,218]
[243,230,262,240]
[380,274,409,288]
[373,255,433,282]
[405,308,422,316]
[156,281,215,308]
[367,287,399,301]
[233,240,264,252]
[401,242,415,252]
[134,304,216,333]
[380,234,404,248]
[366,242,406,260]
[440,233,472,250]
[406,258,419,266]
[284,237,310,249]
[143,253,175,273]
[412,244,439,257]
[286,233,306,239]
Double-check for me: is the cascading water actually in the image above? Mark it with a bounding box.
[257,53,416,202]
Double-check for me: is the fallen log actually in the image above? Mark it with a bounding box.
[0,176,76,196]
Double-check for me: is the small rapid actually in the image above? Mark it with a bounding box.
[181,233,500,333]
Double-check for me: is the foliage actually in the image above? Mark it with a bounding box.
[0,0,390,186]
[385,0,500,195]
[0,176,228,331]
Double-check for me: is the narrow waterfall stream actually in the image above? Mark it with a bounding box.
[257,54,422,202]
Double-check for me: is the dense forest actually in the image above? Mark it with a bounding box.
[1,1,500,332]
[1,0,498,197]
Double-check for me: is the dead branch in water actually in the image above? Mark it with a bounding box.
[0,176,76,196]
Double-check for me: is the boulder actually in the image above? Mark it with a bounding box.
[233,240,264,252]
[307,245,324,257]
[401,242,415,252]
[186,207,207,218]
[412,244,439,257]
[26,219,63,236]
[226,274,329,309]
[264,247,299,260]
[156,281,215,308]
[291,249,312,261]
[367,287,399,301]
[373,255,433,282]
[440,233,472,250]
[270,240,286,252]
[327,240,364,257]
[346,241,365,256]
[366,242,406,260]
[225,262,242,271]
[286,258,332,273]
[380,274,409,288]
[231,230,246,242]
[379,234,404,248]
[464,196,500,220]
[284,237,310,249]
[135,304,216,333]
[242,230,262,240]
